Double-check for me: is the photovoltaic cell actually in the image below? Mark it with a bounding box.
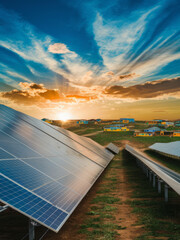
[0,174,68,231]
[0,160,52,190]
[0,147,15,159]
[0,104,116,232]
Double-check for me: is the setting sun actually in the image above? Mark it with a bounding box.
[57,112,71,122]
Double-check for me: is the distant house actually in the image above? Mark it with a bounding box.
[160,122,174,127]
[96,119,101,122]
[175,121,180,127]
[77,120,88,124]
[120,118,135,123]
[173,132,180,137]
[144,127,161,133]
[103,126,130,132]
[134,132,154,137]
[41,118,52,124]
[160,130,173,136]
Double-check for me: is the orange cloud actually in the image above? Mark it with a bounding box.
[104,77,180,99]
[66,94,98,101]
[0,82,98,106]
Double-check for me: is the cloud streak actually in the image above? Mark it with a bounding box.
[104,77,180,100]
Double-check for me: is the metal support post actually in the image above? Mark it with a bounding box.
[164,184,169,202]
[142,164,146,173]
[0,205,9,213]
[149,171,152,182]
[158,179,163,193]
[29,219,35,240]
[153,174,156,188]
[29,219,40,240]
[146,168,149,178]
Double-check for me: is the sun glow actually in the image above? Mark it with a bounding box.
[58,112,71,122]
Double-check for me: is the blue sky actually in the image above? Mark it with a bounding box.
[0,0,180,119]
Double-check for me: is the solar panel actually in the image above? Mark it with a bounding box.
[0,104,117,232]
[149,141,180,159]
[0,175,67,231]
[0,105,113,167]
[106,143,120,154]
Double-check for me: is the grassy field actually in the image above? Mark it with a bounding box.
[65,122,180,147]
[67,124,103,135]
[90,131,180,147]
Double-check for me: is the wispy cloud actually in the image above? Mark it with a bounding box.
[93,7,157,71]
[91,2,180,82]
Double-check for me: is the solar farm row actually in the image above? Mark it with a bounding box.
[125,144,180,195]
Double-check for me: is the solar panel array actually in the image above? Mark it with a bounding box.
[0,104,116,232]
[149,141,180,159]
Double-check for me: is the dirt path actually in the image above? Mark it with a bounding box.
[114,171,142,239]
[109,155,143,240]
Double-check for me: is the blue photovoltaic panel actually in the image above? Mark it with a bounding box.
[0,147,15,159]
[0,174,68,231]
[34,181,81,212]
[0,159,52,190]
[0,104,116,232]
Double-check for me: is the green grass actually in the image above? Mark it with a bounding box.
[67,125,103,135]
[145,150,180,173]
[80,218,121,240]
[77,128,102,135]
[89,131,180,147]
[92,195,120,204]
[134,123,148,130]
[166,126,180,131]
[89,131,134,145]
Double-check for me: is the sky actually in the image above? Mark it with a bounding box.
[0,0,180,120]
